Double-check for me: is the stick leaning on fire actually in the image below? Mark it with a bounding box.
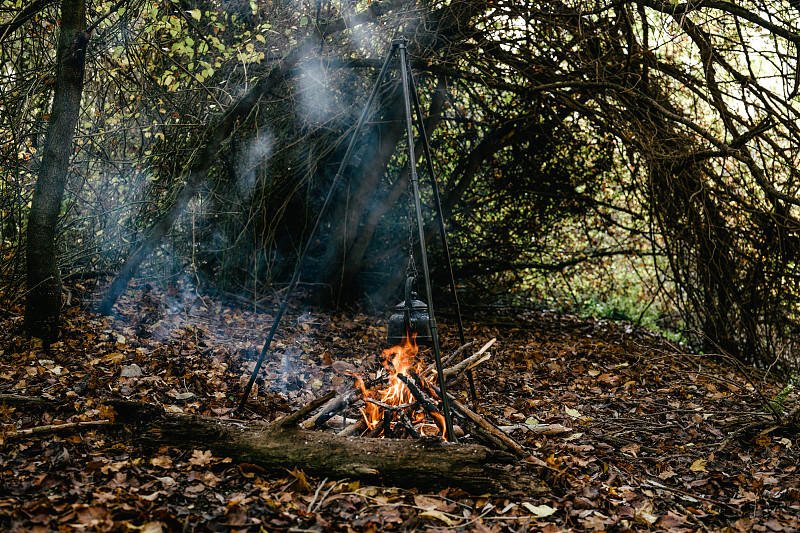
[272,338,533,456]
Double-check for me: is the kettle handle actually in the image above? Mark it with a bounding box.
[404,276,415,310]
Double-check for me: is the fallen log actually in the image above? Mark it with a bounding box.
[135,409,547,494]
[0,395,548,495]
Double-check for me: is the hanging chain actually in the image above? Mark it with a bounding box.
[406,169,418,281]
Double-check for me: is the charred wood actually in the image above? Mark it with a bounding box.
[275,390,337,429]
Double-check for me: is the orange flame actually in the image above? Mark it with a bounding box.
[358,333,442,436]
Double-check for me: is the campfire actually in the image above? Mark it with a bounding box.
[290,334,533,457]
[357,333,448,439]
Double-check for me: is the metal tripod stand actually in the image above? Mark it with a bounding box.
[238,37,472,444]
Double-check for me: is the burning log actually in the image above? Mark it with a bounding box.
[397,411,422,439]
[367,413,388,438]
[364,398,415,412]
[396,373,441,419]
[336,418,366,437]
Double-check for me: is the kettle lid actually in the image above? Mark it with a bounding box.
[396,299,428,311]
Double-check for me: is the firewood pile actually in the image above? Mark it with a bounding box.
[279,336,530,456]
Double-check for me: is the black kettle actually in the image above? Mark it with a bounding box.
[387,277,436,345]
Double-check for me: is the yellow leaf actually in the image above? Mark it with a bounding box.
[521,502,557,517]
[419,510,454,526]
[142,522,164,533]
[189,9,201,21]
[690,459,708,472]
[564,406,581,419]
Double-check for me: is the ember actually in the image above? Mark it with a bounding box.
[357,333,447,439]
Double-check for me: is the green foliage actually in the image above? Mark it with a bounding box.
[764,374,799,415]
[3,0,800,372]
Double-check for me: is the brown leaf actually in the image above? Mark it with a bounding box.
[288,467,312,492]
[658,512,687,528]
[185,484,205,494]
[332,360,357,376]
[189,449,214,467]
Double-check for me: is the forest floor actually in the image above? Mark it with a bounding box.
[0,278,799,532]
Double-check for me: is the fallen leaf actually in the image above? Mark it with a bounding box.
[658,470,678,480]
[522,502,557,517]
[332,360,357,376]
[189,449,214,467]
[690,459,708,473]
[141,522,164,533]
[150,456,172,468]
[418,510,454,526]
[414,494,445,510]
[140,491,161,501]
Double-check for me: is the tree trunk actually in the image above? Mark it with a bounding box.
[25,0,87,344]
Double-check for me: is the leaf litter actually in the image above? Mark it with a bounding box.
[0,277,798,531]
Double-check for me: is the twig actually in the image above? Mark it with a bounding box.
[446,353,492,382]
[4,420,111,439]
[441,341,479,368]
[423,340,477,375]
[397,373,441,417]
[309,479,340,514]
[301,389,361,429]
[431,384,528,457]
[307,477,329,512]
[642,479,739,513]
[364,398,415,411]
[275,390,337,429]
[428,338,495,380]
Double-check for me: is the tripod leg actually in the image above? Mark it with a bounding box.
[407,73,480,409]
[396,39,457,443]
[237,43,398,413]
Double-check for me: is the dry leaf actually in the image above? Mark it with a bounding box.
[522,502,557,517]
[419,510,454,526]
[189,449,214,467]
[332,360,357,376]
[414,494,445,510]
